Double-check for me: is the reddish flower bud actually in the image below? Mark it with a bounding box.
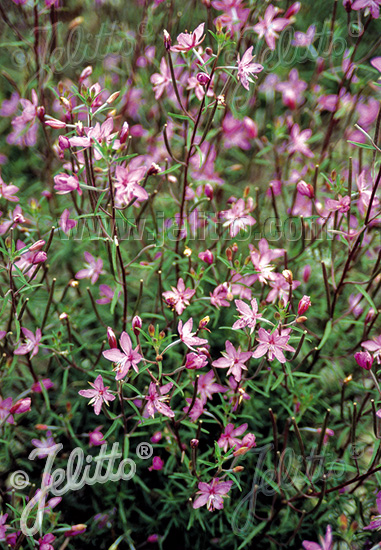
[354,351,373,370]
[198,249,214,265]
[226,247,233,261]
[302,264,311,283]
[132,316,142,335]
[284,2,301,17]
[10,397,31,414]
[148,324,155,337]
[199,316,210,329]
[204,183,213,199]
[45,117,66,129]
[119,122,129,144]
[29,240,45,251]
[58,135,70,150]
[107,327,118,349]
[365,308,375,324]
[31,251,47,264]
[298,295,311,316]
[79,66,92,83]
[297,180,314,198]
[190,438,199,448]
[196,72,210,86]
[243,116,258,139]
[37,106,45,121]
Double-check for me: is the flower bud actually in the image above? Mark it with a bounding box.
[148,324,155,337]
[199,316,210,329]
[31,251,47,264]
[365,308,375,324]
[190,438,199,448]
[204,183,213,199]
[59,135,70,150]
[163,29,171,51]
[296,316,307,323]
[45,117,66,129]
[302,264,311,283]
[226,247,233,261]
[29,240,45,252]
[198,250,214,265]
[232,465,244,472]
[297,180,314,198]
[243,116,258,139]
[196,72,211,86]
[205,47,213,56]
[147,162,161,176]
[298,295,311,316]
[354,351,373,370]
[79,66,92,83]
[282,269,293,284]
[107,327,118,349]
[37,106,45,121]
[106,91,120,104]
[132,316,142,336]
[10,397,31,414]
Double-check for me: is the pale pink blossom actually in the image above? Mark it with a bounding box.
[253,5,292,50]
[218,422,248,452]
[76,252,104,284]
[252,327,295,363]
[171,23,205,52]
[78,375,116,415]
[193,478,233,511]
[232,298,262,333]
[178,318,208,351]
[102,332,143,380]
[145,382,174,418]
[162,278,195,315]
[212,341,252,382]
[236,47,263,90]
[14,327,42,358]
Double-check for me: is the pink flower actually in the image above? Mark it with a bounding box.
[0,176,19,202]
[0,397,14,425]
[363,491,381,530]
[39,533,55,550]
[31,431,57,458]
[316,427,335,445]
[302,524,333,550]
[198,250,214,265]
[218,422,248,452]
[171,23,205,52]
[54,173,82,196]
[370,57,381,72]
[114,161,148,207]
[291,25,316,47]
[78,374,116,415]
[220,198,256,237]
[64,525,87,537]
[252,328,295,363]
[325,195,350,213]
[163,278,196,315]
[183,397,205,421]
[253,5,292,50]
[197,370,227,404]
[298,295,311,316]
[212,341,252,382]
[102,332,143,380]
[210,283,231,308]
[297,180,314,198]
[234,433,257,455]
[89,427,106,446]
[96,284,120,305]
[151,431,162,443]
[185,352,208,370]
[351,0,380,17]
[232,298,262,333]
[0,514,9,541]
[148,456,164,471]
[31,378,54,393]
[8,89,39,148]
[236,46,263,90]
[287,124,314,158]
[362,335,381,363]
[354,350,373,370]
[59,209,77,235]
[193,478,233,511]
[14,327,42,358]
[10,397,31,415]
[145,382,174,418]
[76,252,104,284]
[150,57,171,99]
[178,319,208,351]
[276,69,307,109]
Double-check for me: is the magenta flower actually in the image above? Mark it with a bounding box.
[232,298,262,333]
[14,327,42,358]
[302,524,333,550]
[10,397,31,415]
[297,180,314,198]
[8,89,39,148]
[197,370,227,404]
[54,173,82,196]
[96,284,120,305]
[292,25,316,47]
[31,378,54,393]
[198,249,214,265]
[325,195,351,213]
[370,57,381,72]
[114,162,148,207]
[171,23,205,52]
[218,422,248,453]
[361,335,381,363]
[212,341,252,382]
[78,374,116,416]
[76,252,104,284]
[354,350,374,370]
[220,198,256,237]
[253,5,292,50]
[252,328,295,363]
[276,69,307,109]
[163,277,196,315]
[89,427,106,447]
[59,209,77,235]
[193,478,233,511]
[102,331,143,380]
[148,456,164,471]
[0,396,15,425]
[145,382,175,418]
[363,491,381,530]
[0,514,9,540]
[178,318,208,351]
[287,124,314,158]
[183,397,205,422]
[236,47,263,90]
[31,431,57,458]
[210,283,231,308]
[38,533,56,550]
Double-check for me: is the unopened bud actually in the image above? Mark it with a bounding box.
[190,438,199,448]
[297,295,311,316]
[297,180,314,199]
[107,327,118,349]
[296,316,308,323]
[282,269,293,284]
[59,135,70,150]
[37,106,45,121]
[147,162,161,176]
[163,29,171,51]
[226,247,233,261]
[45,117,66,128]
[106,91,120,104]
[132,316,142,336]
[148,324,155,337]
[199,316,210,329]
[79,66,92,82]
[232,466,244,472]
[10,397,31,415]
[196,72,210,86]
